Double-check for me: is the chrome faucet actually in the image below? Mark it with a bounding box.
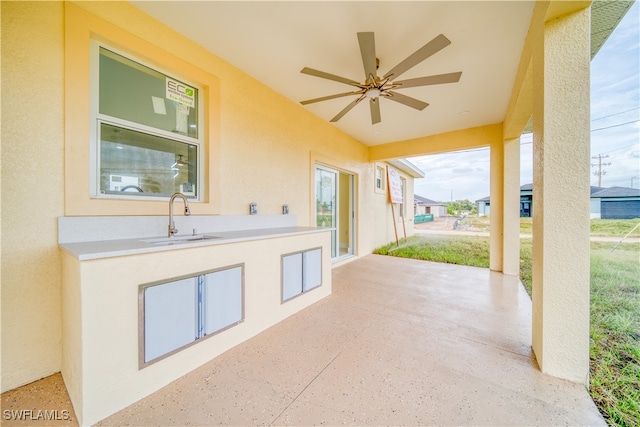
[168,192,191,237]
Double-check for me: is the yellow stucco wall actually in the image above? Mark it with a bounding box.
[1,1,414,392]
[369,122,504,161]
[531,6,591,384]
[1,1,65,392]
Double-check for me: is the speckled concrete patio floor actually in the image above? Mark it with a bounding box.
[2,255,605,426]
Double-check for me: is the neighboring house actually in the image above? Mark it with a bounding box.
[591,186,640,219]
[477,184,532,217]
[2,1,633,425]
[520,183,533,217]
[414,195,447,217]
[476,195,491,217]
[477,183,640,219]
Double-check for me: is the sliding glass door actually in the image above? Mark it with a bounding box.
[315,164,354,261]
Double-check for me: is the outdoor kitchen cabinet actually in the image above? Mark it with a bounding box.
[59,225,330,426]
[281,247,322,302]
[142,265,244,365]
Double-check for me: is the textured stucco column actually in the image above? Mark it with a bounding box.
[503,138,521,276]
[489,140,504,272]
[531,8,591,384]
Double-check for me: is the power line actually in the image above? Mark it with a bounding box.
[419,117,637,157]
[599,142,640,154]
[519,120,639,146]
[591,107,640,121]
[591,119,639,132]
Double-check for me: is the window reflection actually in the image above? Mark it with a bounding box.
[99,123,197,198]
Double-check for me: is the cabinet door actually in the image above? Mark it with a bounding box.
[203,266,243,335]
[303,248,322,291]
[282,252,303,301]
[144,277,198,362]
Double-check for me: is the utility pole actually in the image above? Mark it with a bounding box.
[591,154,611,187]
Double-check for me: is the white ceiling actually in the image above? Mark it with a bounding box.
[130,1,536,146]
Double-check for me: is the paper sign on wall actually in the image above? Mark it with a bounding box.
[166,78,195,108]
[387,166,403,204]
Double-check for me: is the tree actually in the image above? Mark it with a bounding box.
[446,199,478,216]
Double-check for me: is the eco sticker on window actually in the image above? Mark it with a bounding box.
[166,78,195,108]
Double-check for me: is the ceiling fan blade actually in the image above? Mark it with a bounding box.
[383,34,451,80]
[301,67,359,86]
[330,95,366,122]
[357,32,377,81]
[369,98,381,124]
[386,91,429,111]
[394,71,462,89]
[300,91,359,105]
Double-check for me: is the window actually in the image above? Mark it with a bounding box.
[91,43,204,200]
[374,164,386,194]
[399,177,406,218]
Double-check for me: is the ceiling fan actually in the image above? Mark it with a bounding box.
[300,32,462,125]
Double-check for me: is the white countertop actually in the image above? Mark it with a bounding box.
[59,226,328,261]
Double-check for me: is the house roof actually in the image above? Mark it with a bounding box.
[414,195,443,205]
[477,184,640,203]
[131,1,633,147]
[476,185,533,202]
[591,186,640,198]
[387,159,425,179]
[522,184,609,194]
[591,0,636,57]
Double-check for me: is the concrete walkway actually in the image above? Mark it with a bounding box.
[2,255,605,426]
[414,216,640,243]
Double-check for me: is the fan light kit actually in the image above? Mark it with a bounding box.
[300,32,462,125]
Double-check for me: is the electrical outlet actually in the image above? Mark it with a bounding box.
[250,203,258,215]
[283,204,289,215]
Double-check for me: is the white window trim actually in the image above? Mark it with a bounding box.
[374,163,386,195]
[399,177,406,218]
[89,41,205,201]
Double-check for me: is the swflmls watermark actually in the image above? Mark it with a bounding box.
[3,409,71,421]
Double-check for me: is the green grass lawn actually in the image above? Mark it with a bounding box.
[374,235,639,426]
[591,219,640,237]
[458,217,640,237]
[589,242,640,426]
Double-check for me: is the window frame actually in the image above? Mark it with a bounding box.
[399,177,406,218]
[374,163,386,194]
[90,41,205,202]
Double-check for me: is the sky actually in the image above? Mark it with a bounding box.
[412,2,640,203]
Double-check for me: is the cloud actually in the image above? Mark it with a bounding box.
[412,3,639,199]
[452,167,475,174]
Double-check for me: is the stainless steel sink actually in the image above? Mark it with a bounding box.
[142,235,222,245]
